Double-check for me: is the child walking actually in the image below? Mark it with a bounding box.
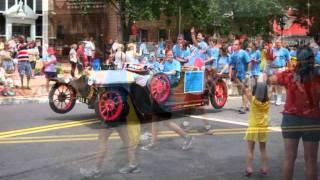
[244,76,270,177]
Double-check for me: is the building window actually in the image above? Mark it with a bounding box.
[8,0,15,9]
[57,25,65,39]
[0,1,5,11]
[27,0,34,10]
[36,16,42,36]
[12,24,31,38]
[36,0,42,14]
[0,14,5,36]
[159,29,167,41]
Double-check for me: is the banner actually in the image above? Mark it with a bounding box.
[184,71,204,93]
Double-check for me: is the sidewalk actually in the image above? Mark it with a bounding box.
[0,63,71,105]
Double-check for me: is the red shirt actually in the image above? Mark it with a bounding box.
[77,47,87,62]
[276,70,320,120]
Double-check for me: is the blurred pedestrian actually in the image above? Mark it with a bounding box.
[269,46,320,180]
[80,97,141,178]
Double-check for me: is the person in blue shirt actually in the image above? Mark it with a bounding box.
[248,42,261,82]
[162,50,181,86]
[272,40,290,69]
[215,46,230,75]
[139,38,149,57]
[315,49,320,75]
[157,38,166,59]
[172,35,184,58]
[315,49,320,65]
[229,39,251,114]
[148,52,163,73]
[207,37,221,69]
[289,46,297,59]
[172,35,191,64]
[190,27,208,62]
[271,39,290,106]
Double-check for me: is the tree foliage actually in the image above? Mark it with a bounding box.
[82,0,307,39]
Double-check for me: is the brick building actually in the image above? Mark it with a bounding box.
[0,0,178,56]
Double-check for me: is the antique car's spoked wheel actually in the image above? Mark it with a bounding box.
[98,90,124,122]
[210,80,228,109]
[150,74,170,104]
[49,84,76,114]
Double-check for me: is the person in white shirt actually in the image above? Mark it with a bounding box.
[125,43,139,64]
[84,37,95,64]
[114,44,126,69]
[112,40,119,54]
[69,44,78,77]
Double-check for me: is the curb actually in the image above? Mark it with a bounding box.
[0,97,49,105]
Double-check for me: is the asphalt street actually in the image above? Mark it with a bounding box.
[0,97,316,180]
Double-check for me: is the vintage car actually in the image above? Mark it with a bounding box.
[48,64,228,125]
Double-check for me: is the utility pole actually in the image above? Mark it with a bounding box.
[307,0,311,33]
[178,5,181,35]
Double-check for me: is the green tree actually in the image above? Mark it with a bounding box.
[78,0,286,39]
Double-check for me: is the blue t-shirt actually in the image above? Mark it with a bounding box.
[216,55,230,73]
[148,61,163,73]
[196,41,208,61]
[272,48,290,68]
[207,47,220,67]
[139,43,149,56]
[315,51,320,65]
[159,41,165,49]
[91,58,101,71]
[157,47,165,58]
[230,50,250,80]
[163,59,181,84]
[290,50,297,58]
[172,44,183,58]
[173,45,191,61]
[249,50,261,76]
[181,48,191,59]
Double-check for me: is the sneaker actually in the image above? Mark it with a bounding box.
[140,132,152,142]
[275,95,282,106]
[80,167,102,178]
[238,107,246,114]
[270,93,276,104]
[118,164,141,174]
[204,124,212,131]
[182,121,190,128]
[140,142,154,151]
[182,135,193,150]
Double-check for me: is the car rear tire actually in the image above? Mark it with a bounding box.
[95,88,128,123]
[210,80,228,109]
[149,73,171,104]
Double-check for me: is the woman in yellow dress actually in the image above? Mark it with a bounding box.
[244,79,270,177]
